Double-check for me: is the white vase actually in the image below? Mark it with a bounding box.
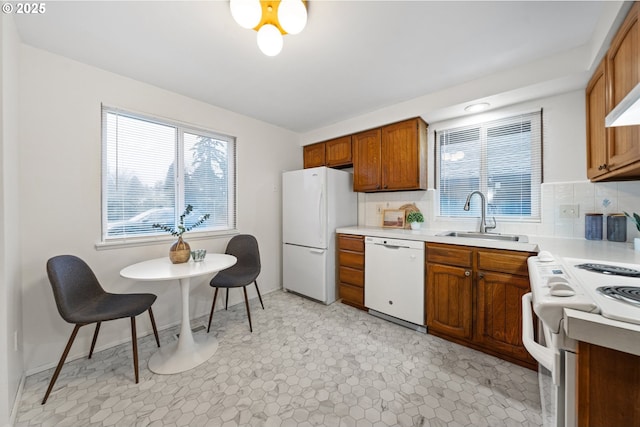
[634,237,640,252]
[410,222,421,230]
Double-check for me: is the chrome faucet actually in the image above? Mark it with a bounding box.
[464,191,496,233]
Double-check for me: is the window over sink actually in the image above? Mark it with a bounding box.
[101,106,237,242]
[436,110,542,221]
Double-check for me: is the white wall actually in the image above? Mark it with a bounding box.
[1,12,24,427]
[301,84,640,241]
[18,45,301,373]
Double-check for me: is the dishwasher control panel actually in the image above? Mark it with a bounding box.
[364,236,425,250]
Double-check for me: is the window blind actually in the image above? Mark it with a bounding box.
[436,110,542,220]
[102,107,237,240]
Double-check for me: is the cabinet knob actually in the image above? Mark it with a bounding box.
[376,185,380,189]
[465,270,471,277]
[598,164,608,170]
[478,272,484,279]
[383,185,388,189]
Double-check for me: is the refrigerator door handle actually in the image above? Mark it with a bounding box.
[318,189,324,243]
[309,248,325,254]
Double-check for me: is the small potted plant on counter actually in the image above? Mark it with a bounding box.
[407,211,424,230]
[624,211,640,251]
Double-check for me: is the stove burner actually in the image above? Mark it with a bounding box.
[597,286,640,307]
[575,263,640,277]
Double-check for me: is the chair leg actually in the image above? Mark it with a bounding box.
[225,288,229,310]
[243,286,253,333]
[42,324,82,405]
[88,322,101,359]
[207,288,219,333]
[254,280,264,310]
[131,317,139,384]
[148,308,160,348]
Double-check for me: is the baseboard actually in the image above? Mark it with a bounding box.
[8,375,25,427]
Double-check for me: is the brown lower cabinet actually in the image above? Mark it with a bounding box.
[337,234,366,310]
[426,243,537,369]
[578,342,640,426]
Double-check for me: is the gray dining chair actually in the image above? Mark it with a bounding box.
[207,234,264,332]
[43,255,160,404]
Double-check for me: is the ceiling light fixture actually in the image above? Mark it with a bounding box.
[230,0,307,57]
[464,102,490,113]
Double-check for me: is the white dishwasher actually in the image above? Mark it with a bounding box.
[364,236,424,326]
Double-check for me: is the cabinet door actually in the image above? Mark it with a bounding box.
[326,136,352,167]
[303,143,325,169]
[578,342,640,426]
[606,3,640,171]
[381,118,427,191]
[476,271,534,363]
[352,128,382,192]
[586,58,609,179]
[426,263,473,340]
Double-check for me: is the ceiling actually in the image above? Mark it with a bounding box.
[13,1,623,133]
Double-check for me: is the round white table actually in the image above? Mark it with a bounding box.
[120,254,237,374]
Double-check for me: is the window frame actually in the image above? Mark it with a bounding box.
[435,110,542,222]
[98,105,238,248]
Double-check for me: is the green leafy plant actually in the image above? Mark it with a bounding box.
[624,211,640,232]
[407,211,424,223]
[153,204,210,237]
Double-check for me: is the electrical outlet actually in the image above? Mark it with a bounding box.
[559,204,580,219]
[376,204,383,214]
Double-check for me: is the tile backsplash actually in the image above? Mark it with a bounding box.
[357,181,640,242]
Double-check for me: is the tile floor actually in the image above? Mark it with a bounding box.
[14,291,543,427]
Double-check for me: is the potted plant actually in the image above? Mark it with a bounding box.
[407,211,424,230]
[624,211,640,251]
[153,205,210,263]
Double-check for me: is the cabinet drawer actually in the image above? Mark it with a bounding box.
[339,250,364,269]
[339,266,364,287]
[338,235,364,252]
[477,250,532,276]
[426,244,473,268]
[339,283,364,306]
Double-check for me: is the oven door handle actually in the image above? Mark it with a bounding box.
[522,293,560,384]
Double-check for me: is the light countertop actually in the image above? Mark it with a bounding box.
[336,225,640,263]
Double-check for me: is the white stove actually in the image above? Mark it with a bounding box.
[528,254,640,332]
[564,257,640,325]
[524,253,640,427]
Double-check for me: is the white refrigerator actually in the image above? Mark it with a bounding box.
[282,167,357,304]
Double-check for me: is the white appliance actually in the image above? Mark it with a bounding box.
[524,254,640,427]
[364,237,424,326]
[282,167,357,304]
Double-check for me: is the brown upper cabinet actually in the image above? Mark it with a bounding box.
[303,142,325,169]
[586,2,640,181]
[303,136,353,169]
[353,117,428,192]
[325,136,353,167]
[352,128,382,191]
[586,58,608,179]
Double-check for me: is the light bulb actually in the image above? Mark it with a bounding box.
[230,0,262,29]
[278,0,307,35]
[257,24,284,56]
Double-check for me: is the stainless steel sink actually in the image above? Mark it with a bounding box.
[438,231,528,242]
